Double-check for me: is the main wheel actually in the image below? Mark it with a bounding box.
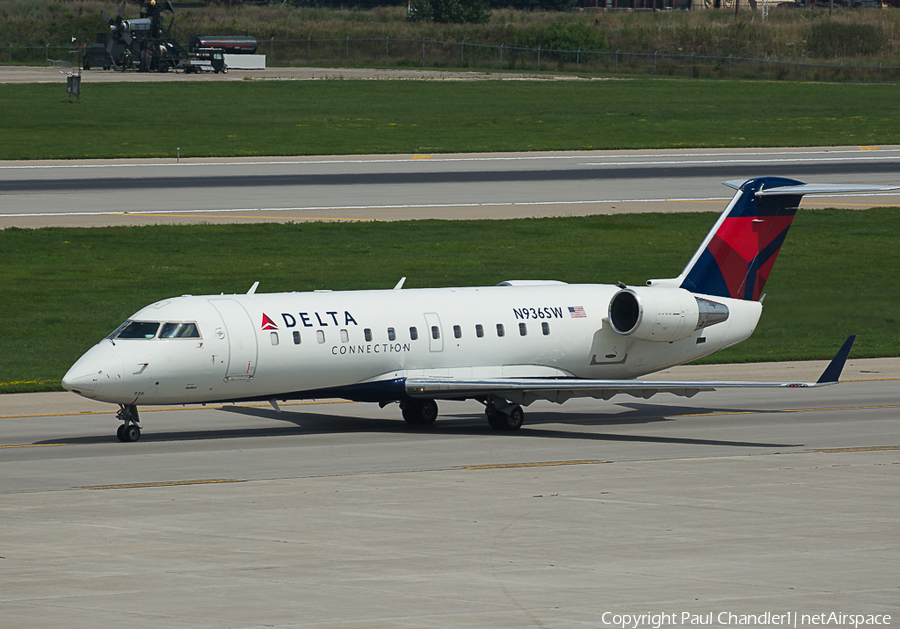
[116,424,126,442]
[486,405,524,431]
[401,399,438,425]
[505,405,525,430]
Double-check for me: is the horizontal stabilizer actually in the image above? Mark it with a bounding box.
[721,181,899,196]
[757,184,899,196]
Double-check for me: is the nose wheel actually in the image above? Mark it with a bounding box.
[116,404,141,442]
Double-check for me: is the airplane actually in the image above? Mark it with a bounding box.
[62,176,893,442]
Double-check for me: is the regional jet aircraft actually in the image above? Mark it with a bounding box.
[62,177,890,442]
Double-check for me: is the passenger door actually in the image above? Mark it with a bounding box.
[209,299,259,380]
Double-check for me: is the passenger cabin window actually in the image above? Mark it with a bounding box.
[410,327,418,341]
[293,331,301,345]
[270,332,279,346]
[160,322,200,339]
[316,330,326,344]
[475,324,484,338]
[453,325,462,339]
[542,322,550,336]
[431,326,440,340]
[115,321,160,340]
[364,328,373,342]
[340,329,349,343]
[496,323,505,337]
[519,322,527,336]
[388,327,396,341]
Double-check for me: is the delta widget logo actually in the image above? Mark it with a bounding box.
[261,314,278,330]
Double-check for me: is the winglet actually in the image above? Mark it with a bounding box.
[816,335,857,385]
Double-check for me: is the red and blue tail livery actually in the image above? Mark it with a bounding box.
[680,177,802,300]
[677,177,893,301]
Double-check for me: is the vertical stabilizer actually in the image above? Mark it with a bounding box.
[679,177,804,300]
[651,178,897,300]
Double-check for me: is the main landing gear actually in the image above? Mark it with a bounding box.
[116,404,141,442]
[399,398,525,430]
[400,399,439,425]
[485,401,525,431]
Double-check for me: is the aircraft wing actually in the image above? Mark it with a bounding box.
[404,336,856,406]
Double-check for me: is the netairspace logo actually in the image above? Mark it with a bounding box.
[599,612,892,629]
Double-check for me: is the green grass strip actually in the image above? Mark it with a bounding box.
[1,209,897,394]
[2,79,899,159]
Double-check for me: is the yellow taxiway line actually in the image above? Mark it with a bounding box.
[0,399,351,420]
[463,460,606,470]
[81,479,243,490]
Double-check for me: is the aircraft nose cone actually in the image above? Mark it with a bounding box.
[62,359,100,394]
[62,344,125,401]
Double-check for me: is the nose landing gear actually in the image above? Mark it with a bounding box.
[116,404,142,442]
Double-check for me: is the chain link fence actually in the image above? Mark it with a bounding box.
[6,39,900,83]
[3,44,78,67]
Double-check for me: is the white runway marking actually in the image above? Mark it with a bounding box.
[5,190,897,219]
[2,147,898,171]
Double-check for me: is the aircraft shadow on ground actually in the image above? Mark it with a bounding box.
[203,402,797,449]
[39,402,798,449]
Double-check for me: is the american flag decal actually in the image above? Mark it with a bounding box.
[568,306,587,318]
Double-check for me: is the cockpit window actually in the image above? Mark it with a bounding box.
[160,322,200,338]
[114,321,160,339]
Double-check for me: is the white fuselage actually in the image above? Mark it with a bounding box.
[63,282,762,407]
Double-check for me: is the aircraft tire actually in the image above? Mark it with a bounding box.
[116,424,126,442]
[487,405,524,431]
[122,424,141,442]
[401,399,438,425]
[506,405,525,430]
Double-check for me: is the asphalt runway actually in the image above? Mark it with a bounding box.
[3,146,900,228]
[1,358,898,627]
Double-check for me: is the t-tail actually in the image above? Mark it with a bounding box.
[650,177,897,301]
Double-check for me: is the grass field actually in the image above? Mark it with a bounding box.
[1,79,899,160]
[1,208,897,394]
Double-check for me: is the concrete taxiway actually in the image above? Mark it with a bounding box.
[1,359,898,627]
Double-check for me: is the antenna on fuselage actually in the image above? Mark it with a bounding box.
[393,277,407,290]
[247,281,259,295]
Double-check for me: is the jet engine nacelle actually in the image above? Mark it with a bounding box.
[608,287,729,342]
